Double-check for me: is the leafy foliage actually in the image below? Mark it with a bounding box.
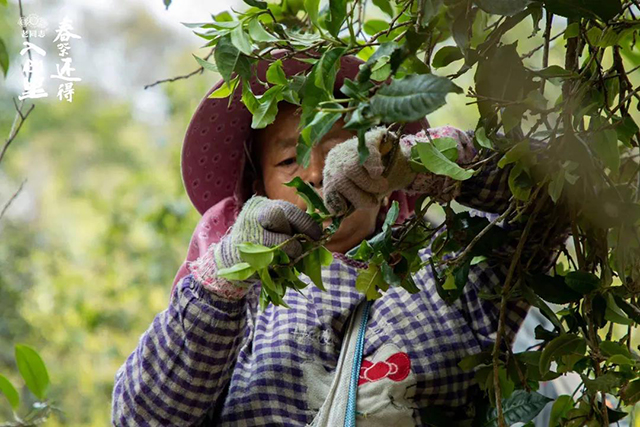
[1,0,639,424]
[0,345,58,425]
[184,0,640,424]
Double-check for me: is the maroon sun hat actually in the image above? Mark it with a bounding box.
[181,51,429,216]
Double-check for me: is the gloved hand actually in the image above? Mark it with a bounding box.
[190,196,323,299]
[322,126,416,215]
[214,195,323,268]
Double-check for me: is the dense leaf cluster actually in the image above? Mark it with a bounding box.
[181,0,640,425]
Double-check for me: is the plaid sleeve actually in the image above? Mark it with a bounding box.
[405,127,569,272]
[457,133,570,272]
[111,275,249,426]
[402,126,478,204]
[454,133,510,214]
[402,126,539,214]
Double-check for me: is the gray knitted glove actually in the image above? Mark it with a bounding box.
[190,196,323,299]
[215,195,323,269]
[323,126,416,215]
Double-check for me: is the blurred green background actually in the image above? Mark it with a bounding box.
[0,0,639,425]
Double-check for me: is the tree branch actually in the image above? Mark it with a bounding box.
[143,47,215,90]
[0,179,27,221]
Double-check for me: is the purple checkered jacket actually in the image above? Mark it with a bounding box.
[111,131,568,426]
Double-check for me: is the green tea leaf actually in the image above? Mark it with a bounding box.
[242,80,259,114]
[297,143,313,169]
[419,0,443,26]
[621,379,640,405]
[498,140,531,168]
[357,42,403,83]
[508,163,532,201]
[564,22,580,38]
[432,46,464,69]
[479,390,553,427]
[318,246,334,266]
[258,268,289,307]
[380,261,401,287]
[531,65,577,79]
[475,44,534,125]
[363,19,388,36]
[458,351,491,371]
[608,408,629,424]
[400,275,420,294]
[581,372,625,394]
[300,108,342,147]
[238,242,275,269]
[498,366,515,399]
[474,127,493,149]
[414,141,474,180]
[297,247,326,291]
[442,270,457,290]
[15,344,50,400]
[370,74,463,123]
[501,104,524,133]
[475,0,531,16]
[605,293,633,325]
[525,89,548,111]
[304,0,321,27]
[548,169,565,203]
[432,137,459,161]
[208,75,240,99]
[248,19,278,42]
[214,35,240,83]
[244,0,268,9]
[315,47,347,92]
[0,38,9,78]
[543,0,622,21]
[230,25,253,55]
[521,285,565,333]
[372,0,394,17]
[347,240,374,261]
[382,201,399,233]
[0,374,19,410]
[613,296,640,323]
[540,334,585,375]
[284,176,330,215]
[252,85,284,129]
[564,271,600,294]
[194,54,219,73]
[235,54,254,82]
[592,128,620,172]
[356,263,384,300]
[217,262,256,281]
[613,115,639,146]
[266,59,288,85]
[326,0,348,37]
[606,354,634,366]
[300,58,331,132]
[549,395,574,427]
[524,273,582,304]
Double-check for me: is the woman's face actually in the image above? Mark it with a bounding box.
[254,103,383,254]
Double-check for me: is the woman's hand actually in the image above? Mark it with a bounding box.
[190,196,323,298]
[322,126,416,216]
[323,125,479,216]
[215,195,323,267]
